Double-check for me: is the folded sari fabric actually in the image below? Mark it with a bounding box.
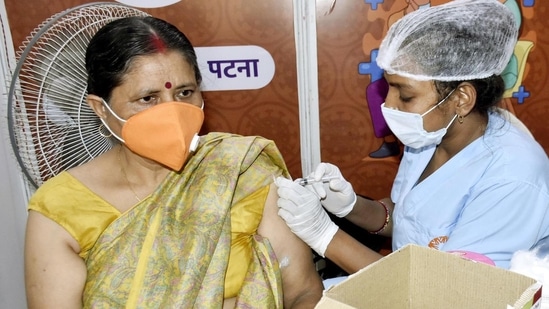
[83,133,289,308]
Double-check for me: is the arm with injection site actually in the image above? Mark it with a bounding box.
[276,176,386,274]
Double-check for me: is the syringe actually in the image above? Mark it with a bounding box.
[297,176,338,186]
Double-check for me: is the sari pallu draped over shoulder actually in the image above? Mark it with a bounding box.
[83,133,289,308]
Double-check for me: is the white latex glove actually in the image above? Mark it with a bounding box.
[306,163,357,218]
[275,176,338,257]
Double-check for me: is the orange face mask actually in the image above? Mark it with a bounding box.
[101,101,204,170]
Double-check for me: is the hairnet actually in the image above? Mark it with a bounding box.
[376,0,519,81]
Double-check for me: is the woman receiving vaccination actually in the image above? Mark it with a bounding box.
[24,16,323,308]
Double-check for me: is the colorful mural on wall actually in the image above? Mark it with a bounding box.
[4,0,548,201]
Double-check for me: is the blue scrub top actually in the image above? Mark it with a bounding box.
[391,111,549,269]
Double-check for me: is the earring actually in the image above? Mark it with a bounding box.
[98,123,112,138]
[457,115,464,124]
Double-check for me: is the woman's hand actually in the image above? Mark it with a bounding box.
[275,177,338,257]
[307,163,357,218]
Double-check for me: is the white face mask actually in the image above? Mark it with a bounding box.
[381,89,457,149]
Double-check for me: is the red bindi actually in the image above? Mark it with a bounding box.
[165,81,172,89]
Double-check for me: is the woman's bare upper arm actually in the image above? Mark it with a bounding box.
[257,183,324,308]
[25,210,87,309]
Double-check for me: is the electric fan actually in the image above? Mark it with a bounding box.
[7,2,149,188]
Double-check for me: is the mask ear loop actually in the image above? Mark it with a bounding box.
[421,88,457,117]
[190,101,204,152]
[100,99,127,143]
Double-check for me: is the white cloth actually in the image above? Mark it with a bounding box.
[510,245,549,309]
[391,111,549,269]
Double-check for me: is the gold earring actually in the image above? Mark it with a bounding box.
[457,115,464,124]
[98,123,112,138]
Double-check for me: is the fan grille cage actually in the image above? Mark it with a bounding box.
[8,2,149,188]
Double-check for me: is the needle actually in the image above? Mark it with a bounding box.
[298,176,338,186]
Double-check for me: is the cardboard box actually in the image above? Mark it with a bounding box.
[316,244,542,309]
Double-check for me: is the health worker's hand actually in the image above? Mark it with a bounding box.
[307,163,357,218]
[275,177,338,257]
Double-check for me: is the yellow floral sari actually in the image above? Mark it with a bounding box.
[83,133,289,308]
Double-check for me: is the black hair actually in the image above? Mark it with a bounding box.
[85,16,202,100]
[434,75,505,115]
